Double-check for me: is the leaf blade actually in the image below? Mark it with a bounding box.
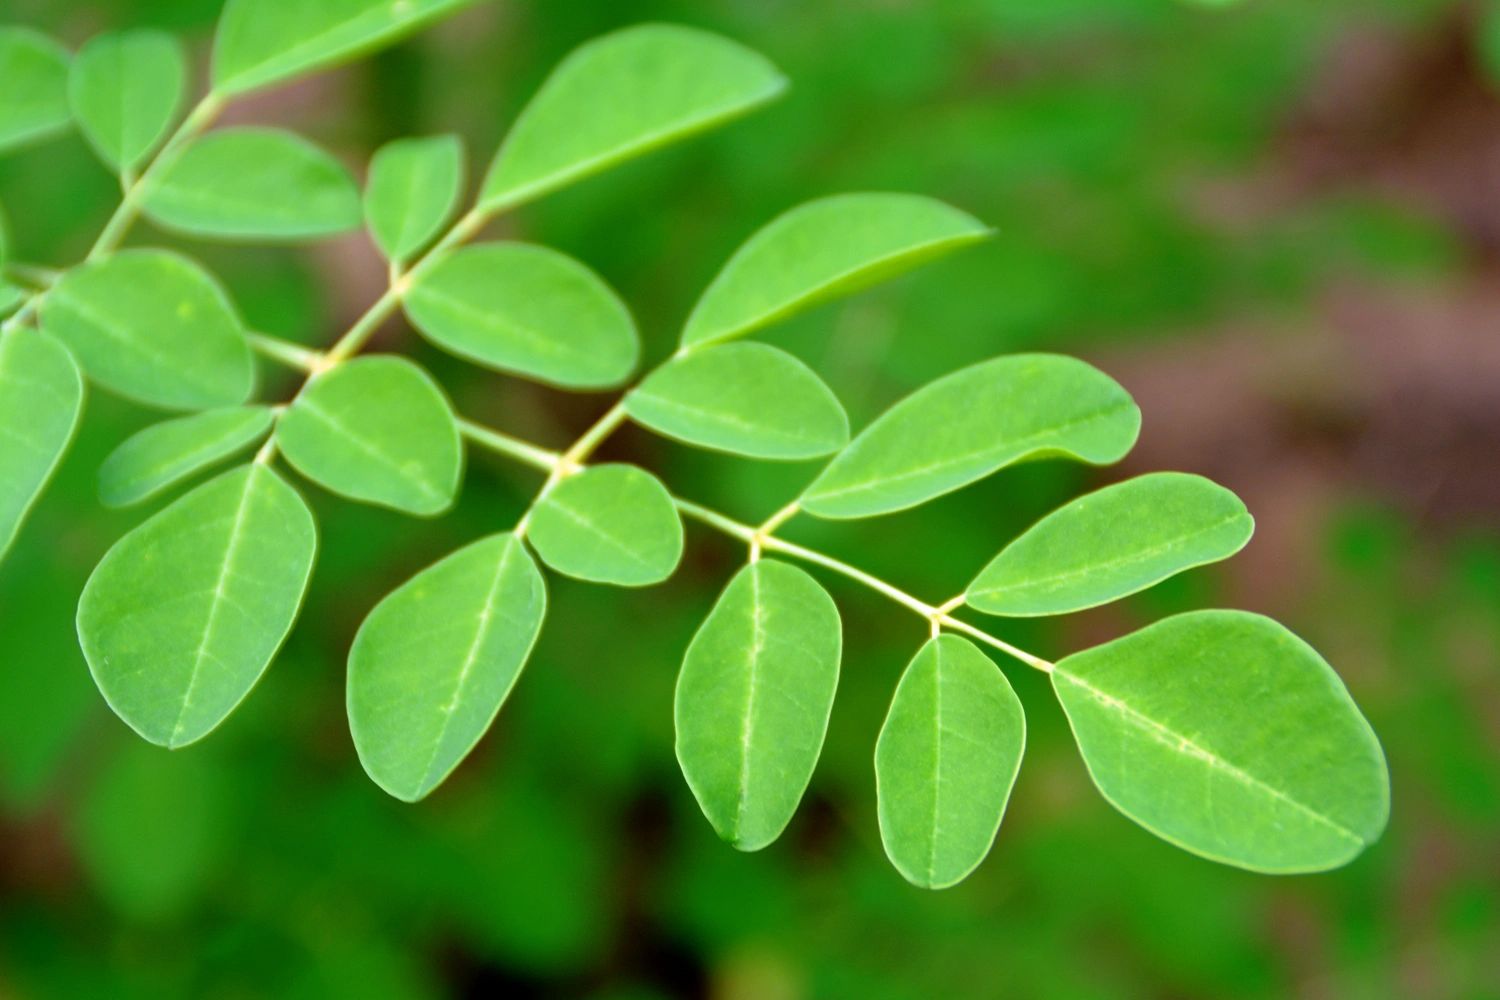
[0,328,83,562]
[625,342,849,460]
[802,354,1141,519]
[875,635,1025,889]
[480,24,785,212]
[68,30,186,172]
[1052,610,1390,873]
[364,134,464,265]
[0,28,71,153]
[277,355,462,516]
[527,464,683,587]
[99,405,275,508]
[674,560,842,850]
[78,464,318,748]
[348,532,546,801]
[967,472,1254,616]
[682,193,991,348]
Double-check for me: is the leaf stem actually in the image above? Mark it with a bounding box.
[248,332,323,373]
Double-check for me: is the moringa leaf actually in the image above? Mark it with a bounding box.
[277,355,461,516]
[212,0,475,97]
[98,405,276,508]
[967,472,1254,617]
[875,635,1024,890]
[364,134,464,265]
[480,24,786,212]
[681,193,990,349]
[348,532,545,802]
[404,242,637,389]
[675,559,841,851]
[143,128,362,242]
[0,282,25,317]
[1052,610,1390,873]
[802,354,1140,520]
[0,328,82,562]
[41,250,254,411]
[625,342,848,460]
[78,463,317,748]
[0,28,71,153]
[68,30,185,173]
[527,464,683,587]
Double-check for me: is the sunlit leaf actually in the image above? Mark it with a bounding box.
[681,194,990,349]
[0,282,24,317]
[365,133,463,265]
[675,559,841,851]
[78,463,318,748]
[143,128,362,242]
[68,30,185,173]
[98,405,275,508]
[625,342,848,460]
[1053,610,1390,872]
[0,28,71,153]
[875,635,1024,889]
[0,328,82,562]
[404,242,637,389]
[480,24,785,212]
[802,354,1141,520]
[348,532,545,802]
[527,464,683,587]
[212,0,475,97]
[967,473,1254,617]
[41,249,254,410]
[277,355,461,515]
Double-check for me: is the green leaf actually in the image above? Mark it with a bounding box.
[675,559,841,850]
[681,193,991,348]
[625,342,848,460]
[143,128,362,242]
[967,473,1255,617]
[480,24,786,212]
[277,355,461,516]
[41,249,254,410]
[0,29,71,153]
[365,134,463,265]
[78,463,318,748]
[348,532,545,802]
[801,354,1140,520]
[68,30,185,173]
[1052,610,1390,873]
[874,635,1024,889]
[0,328,82,561]
[526,464,683,587]
[0,281,25,317]
[98,405,275,508]
[404,242,638,389]
[212,0,474,97]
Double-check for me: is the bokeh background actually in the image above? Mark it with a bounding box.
[3,0,1499,997]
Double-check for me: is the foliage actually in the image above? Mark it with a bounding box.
[0,0,1391,905]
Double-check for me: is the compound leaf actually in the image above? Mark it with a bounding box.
[875,635,1024,889]
[0,28,71,153]
[99,405,275,508]
[78,463,317,748]
[968,473,1254,617]
[68,30,185,173]
[277,355,461,516]
[212,0,474,97]
[675,559,841,851]
[365,134,463,265]
[144,128,362,242]
[527,464,683,587]
[41,249,254,411]
[404,242,637,389]
[348,532,545,802]
[625,342,848,460]
[0,328,82,562]
[1053,610,1390,873]
[682,193,990,349]
[802,354,1140,520]
[480,24,785,212]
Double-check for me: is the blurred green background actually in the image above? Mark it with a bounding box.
[3,0,1499,997]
